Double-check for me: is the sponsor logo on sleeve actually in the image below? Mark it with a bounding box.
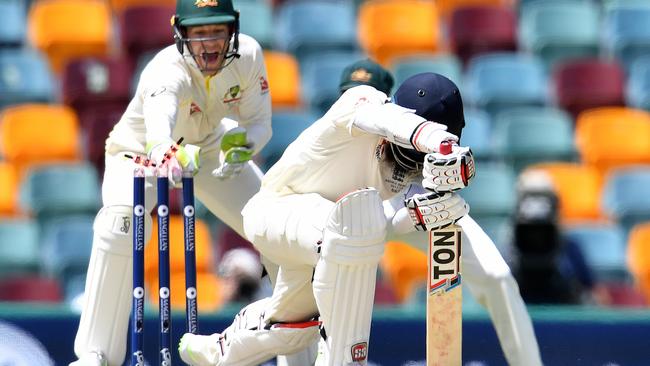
[259,76,269,94]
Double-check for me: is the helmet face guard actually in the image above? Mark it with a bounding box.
[173,22,240,74]
[389,143,426,172]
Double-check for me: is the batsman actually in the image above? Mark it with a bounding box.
[180,73,504,365]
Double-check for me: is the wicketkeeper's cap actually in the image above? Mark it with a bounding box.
[339,59,394,96]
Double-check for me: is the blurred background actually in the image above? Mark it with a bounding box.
[2,0,650,364]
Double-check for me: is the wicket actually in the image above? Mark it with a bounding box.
[131,165,198,366]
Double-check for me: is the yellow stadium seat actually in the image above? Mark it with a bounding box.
[627,222,650,304]
[0,162,18,216]
[524,162,605,222]
[575,107,650,174]
[109,0,176,14]
[0,104,81,177]
[380,241,427,302]
[27,0,111,72]
[263,51,302,108]
[358,0,442,66]
[435,0,515,23]
[144,215,225,310]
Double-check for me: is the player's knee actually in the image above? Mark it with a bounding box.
[93,205,152,255]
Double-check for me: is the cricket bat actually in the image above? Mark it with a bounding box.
[427,141,462,366]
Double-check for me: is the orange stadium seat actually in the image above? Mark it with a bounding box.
[0,162,18,216]
[627,222,650,304]
[0,104,81,177]
[145,215,225,310]
[575,107,650,174]
[435,0,515,23]
[358,0,442,66]
[263,51,302,108]
[27,0,111,72]
[524,162,605,223]
[380,241,428,303]
[109,0,175,14]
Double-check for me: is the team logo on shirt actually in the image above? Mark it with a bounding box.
[350,68,372,83]
[195,0,219,7]
[223,85,241,103]
[259,76,269,94]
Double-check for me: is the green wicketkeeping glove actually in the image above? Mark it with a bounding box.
[212,127,253,180]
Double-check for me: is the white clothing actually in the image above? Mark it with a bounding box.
[242,86,542,365]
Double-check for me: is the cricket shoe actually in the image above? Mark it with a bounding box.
[68,352,107,366]
[178,333,222,366]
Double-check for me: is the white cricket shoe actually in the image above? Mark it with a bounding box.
[178,333,222,366]
[69,352,107,366]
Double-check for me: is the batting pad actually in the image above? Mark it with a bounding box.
[313,189,387,366]
[74,205,152,366]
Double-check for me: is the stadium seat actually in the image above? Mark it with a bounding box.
[27,0,111,72]
[109,0,175,14]
[553,58,626,119]
[380,241,427,303]
[274,0,357,62]
[259,109,319,171]
[358,0,441,65]
[19,162,101,221]
[0,104,81,177]
[263,51,301,109]
[0,162,18,216]
[602,167,650,233]
[390,54,463,90]
[119,5,175,63]
[627,222,650,303]
[575,107,650,174]
[40,215,94,282]
[145,215,224,311]
[626,56,650,111]
[0,49,55,108]
[300,51,364,114]
[449,5,517,65]
[603,2,650,71]
[518,1,600,70]
[0,276,62,303]
[0,0,27,47]
[435,0,515,23]
[238,0,273,49]
[564,223,629,283]
[0,219,40,277]
[493,107,575,172]
[464,52,547,115]
[462,108,494,160]
[524,162,605,222]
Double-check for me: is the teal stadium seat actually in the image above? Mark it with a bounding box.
[626,56,650,111]
[493,107,575,172]
[19,163,101,228]
[564,223,629,282]
[602,167,650,234]
[391,54,463,92]
[238,0,273,48]
[0,219,40,277]
[0,0,26,47]
[603,1,650,71]
[40,215,94,284]
[462,108,494,161]
[273,0,357,62]
[300,51,364,114]
[464,52,548,116]
[0,49,55,107]
[519,0,600,70]
[459,162,517,254]
[259,109,320,171]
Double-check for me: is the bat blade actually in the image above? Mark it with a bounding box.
[427,225,462,366]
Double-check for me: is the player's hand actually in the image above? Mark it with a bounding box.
[148,139,200,186]
[422,145,475,193]
[405,192,469,231]
[212,127,254,180]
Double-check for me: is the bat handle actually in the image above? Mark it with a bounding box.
[439,140,453,155]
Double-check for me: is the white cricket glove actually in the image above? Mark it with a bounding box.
[147,139,200,186]
[422,145,475,193]
[212,127,254,180]
[405,192,469,231]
